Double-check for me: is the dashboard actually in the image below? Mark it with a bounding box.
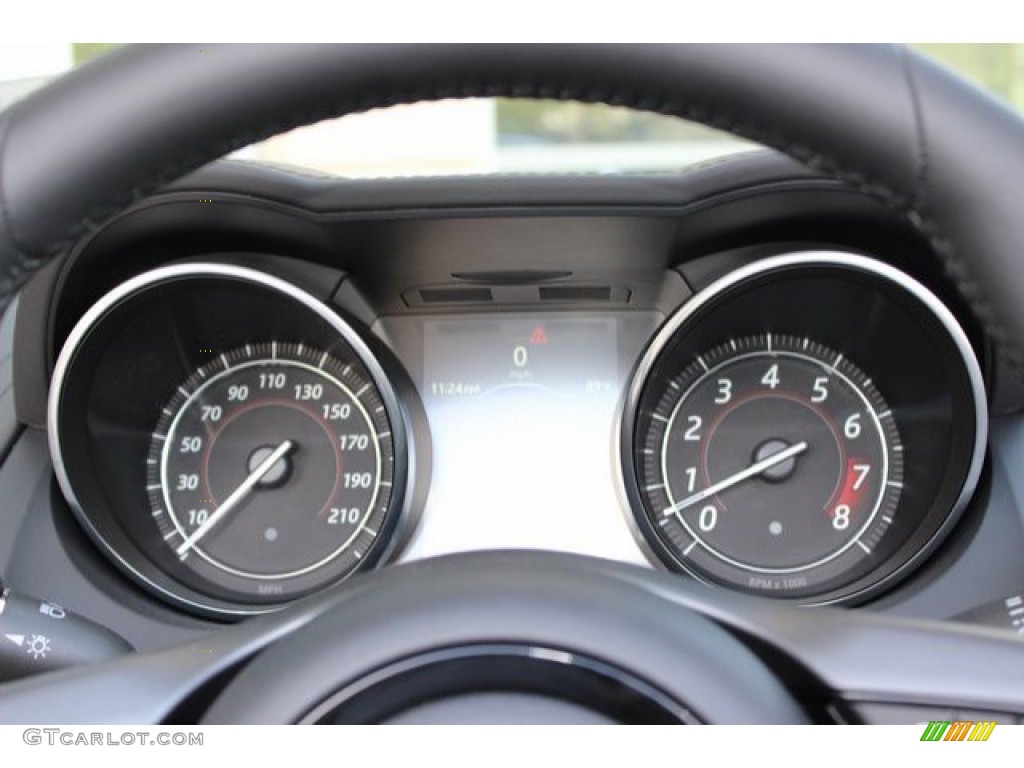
[2,149,1024,657]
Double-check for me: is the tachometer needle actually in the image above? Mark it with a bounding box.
[662,441,808,517]
[176,439,295,557]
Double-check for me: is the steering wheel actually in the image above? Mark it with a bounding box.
[1,44,1023,724]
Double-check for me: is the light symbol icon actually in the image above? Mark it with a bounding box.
[26,635,50,660]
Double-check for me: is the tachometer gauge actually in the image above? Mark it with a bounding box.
[620,252,987,605]
[640,334,902,595]
[149,342,394,601]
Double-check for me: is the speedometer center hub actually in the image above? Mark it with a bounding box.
[247,443,296,488]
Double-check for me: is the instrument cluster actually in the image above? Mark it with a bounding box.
[48,251,988,618]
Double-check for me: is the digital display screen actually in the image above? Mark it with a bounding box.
[423,315,618,400]
[393,312,652,564]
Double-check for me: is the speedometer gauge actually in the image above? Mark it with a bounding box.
[149,342,394,601]
[50,263,429,619]
[620,252,987,605]
[640,334,902,595]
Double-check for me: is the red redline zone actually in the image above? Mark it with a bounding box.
[831,457,868,520]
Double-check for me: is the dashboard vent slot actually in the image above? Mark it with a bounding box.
[538,285,612,301]
[418,287,494,304]
[452,270,573,285]
[404,284,629,308]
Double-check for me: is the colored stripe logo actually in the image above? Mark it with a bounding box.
[920,721,996,741]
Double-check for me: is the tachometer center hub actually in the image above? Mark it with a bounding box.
[752,439,799,483]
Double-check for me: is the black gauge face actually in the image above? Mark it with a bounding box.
[51,264,427,619]
[146,341,395,602]
[638,334,903,595]
[621,253,986,605]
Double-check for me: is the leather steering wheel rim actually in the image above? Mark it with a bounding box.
[1,44,1023,372]
[200,552,809,723]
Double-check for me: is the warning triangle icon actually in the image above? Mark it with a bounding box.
[530,326,548,345]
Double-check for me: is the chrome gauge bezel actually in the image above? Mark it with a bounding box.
[617,251,988,606]
[48,263,424,619]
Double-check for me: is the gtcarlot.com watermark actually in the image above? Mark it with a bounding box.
[23,729,203,747]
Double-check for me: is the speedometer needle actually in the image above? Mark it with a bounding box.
[176,439,295,558]
[662,441,808,517]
